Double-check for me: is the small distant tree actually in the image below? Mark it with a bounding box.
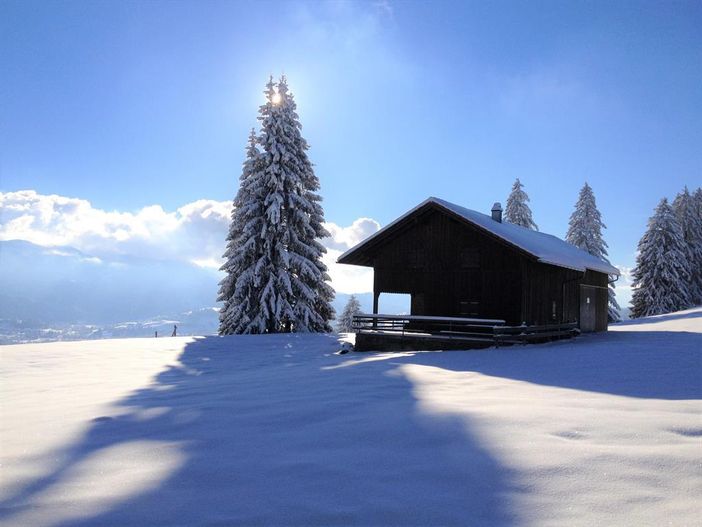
[565,183,621,322]
[672,186,702,305]
[630,198,692,318]
[505,178,538,230]
[337,295,362,332]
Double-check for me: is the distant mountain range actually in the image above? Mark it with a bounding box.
[0,240,404,344]
[1,240,221,323]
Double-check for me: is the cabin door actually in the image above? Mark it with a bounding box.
[457,271,481,318]
[579,285,597,332]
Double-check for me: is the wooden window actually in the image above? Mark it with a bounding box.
[460,247,480,269]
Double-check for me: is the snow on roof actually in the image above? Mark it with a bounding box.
[338,197,620,275]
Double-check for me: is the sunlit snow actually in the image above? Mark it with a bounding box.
[1,309,700,526]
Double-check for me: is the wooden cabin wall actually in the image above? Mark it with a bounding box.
[562,273,581,324]
[520,265,610,330]
[583,270,608,288]
[582,270,610,332]
[371,210,523,324]
[363,206,612,331]
[520,262,583,326]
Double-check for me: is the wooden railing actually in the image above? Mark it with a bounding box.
[352,314,579,347]
[493,321,579,346]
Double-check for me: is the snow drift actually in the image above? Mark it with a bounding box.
[1,308,700,526]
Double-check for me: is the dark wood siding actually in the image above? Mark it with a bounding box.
[371,210,524,324]
[520,261,583,326]
[354,204,611,332]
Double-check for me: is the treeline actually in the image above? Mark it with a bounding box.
[501,179,702,319]
[630,187,702,318]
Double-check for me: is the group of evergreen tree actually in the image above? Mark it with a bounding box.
[630,187,702,318]
[218,76,335,335]
[504,178,621,321]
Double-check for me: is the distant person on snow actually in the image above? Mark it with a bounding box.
[155,331,158,338]
[172,325,177,337]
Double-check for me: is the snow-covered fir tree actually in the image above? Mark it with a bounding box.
[277,76,335,330]
[220,76,334,334]
[630,198,692,318]
[218,128,266,335]
[672,186,702,306]
[693,187,702,304]
[337,295,362,332]
[504,178,538,230]
[565,183,621,322]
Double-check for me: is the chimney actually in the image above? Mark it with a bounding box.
[491,202,502,223]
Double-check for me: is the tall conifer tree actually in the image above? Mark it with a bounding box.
[630,198,692,318]
[566,183,621,322]
[504,178,538,230]
[218,127,267,334]
[672,186,702,305]
[218,129,262,335]
[692,188,702,304]
[219,76,334,334]
[277,76,335,331]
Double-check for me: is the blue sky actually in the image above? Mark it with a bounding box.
[1,0,701,272]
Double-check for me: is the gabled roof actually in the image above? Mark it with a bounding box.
[337,197,620,276]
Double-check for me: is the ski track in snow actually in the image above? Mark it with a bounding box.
[1,308,701,526]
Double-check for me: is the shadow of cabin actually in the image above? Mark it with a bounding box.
[338,198,619,351]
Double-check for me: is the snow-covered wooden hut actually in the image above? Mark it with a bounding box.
[338,197,619,349]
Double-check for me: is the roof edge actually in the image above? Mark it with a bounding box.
[336,197,438,264]
[337,197,620,276]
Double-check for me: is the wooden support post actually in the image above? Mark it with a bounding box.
[373,291,380,328]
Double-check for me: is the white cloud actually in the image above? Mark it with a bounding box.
[322,217,380,251]
[320,218,380,294]
[0,190,378,294]
[0,190,231,266]
[323,247,374,294]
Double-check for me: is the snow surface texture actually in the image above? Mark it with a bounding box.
[1,309,700,526]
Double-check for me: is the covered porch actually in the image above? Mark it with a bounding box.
[352,313,580,351]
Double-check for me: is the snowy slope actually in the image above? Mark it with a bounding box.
[1,309,700,526]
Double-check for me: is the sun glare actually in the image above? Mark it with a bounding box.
[272,92,282,105]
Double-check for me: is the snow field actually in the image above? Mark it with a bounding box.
[1,309,700,526]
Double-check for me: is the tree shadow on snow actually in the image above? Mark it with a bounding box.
[0,334,518,527]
